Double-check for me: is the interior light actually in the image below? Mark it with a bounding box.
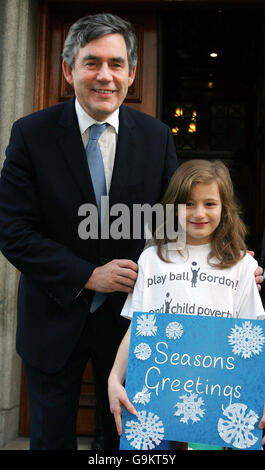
[174,107,183,117]
[188,122,196,134]
[210,52,218,58]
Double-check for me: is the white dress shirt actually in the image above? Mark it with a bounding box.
[75,98,119,193]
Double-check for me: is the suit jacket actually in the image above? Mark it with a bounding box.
[0,98,178,373]
[261,228,265,308]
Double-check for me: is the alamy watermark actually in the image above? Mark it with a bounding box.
[78,197,186,249]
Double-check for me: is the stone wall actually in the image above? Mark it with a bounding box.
[0,0,38,446]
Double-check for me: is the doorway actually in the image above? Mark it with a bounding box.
[160,6,265,252]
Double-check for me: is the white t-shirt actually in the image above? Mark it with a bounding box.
[121,243,264,321]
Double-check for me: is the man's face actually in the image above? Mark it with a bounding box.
[63,33,136,121]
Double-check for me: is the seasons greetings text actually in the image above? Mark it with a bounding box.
[144,341,241,407]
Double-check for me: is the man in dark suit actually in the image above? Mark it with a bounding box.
[0,14,178,450]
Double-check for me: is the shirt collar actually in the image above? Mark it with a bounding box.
[75,98,119,135]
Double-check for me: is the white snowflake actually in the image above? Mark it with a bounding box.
[125,410,164,450]
[218,403,259,449]
[228,321,265,359]
[136,314,157,337]
[132,386,151,405]
[174,393,205,424]
[134,342,152,360]
[166,321,184,340]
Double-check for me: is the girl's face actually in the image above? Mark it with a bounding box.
[185,181,222,245]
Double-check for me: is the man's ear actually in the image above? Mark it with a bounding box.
[128,66,136,87]
[62,60,74,86]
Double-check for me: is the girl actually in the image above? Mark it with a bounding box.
[108,159,265,443]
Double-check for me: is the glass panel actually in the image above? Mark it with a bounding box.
[211,103,246,151]
[170,104,197,150]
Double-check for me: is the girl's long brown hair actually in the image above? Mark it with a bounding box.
[154,159,247,268]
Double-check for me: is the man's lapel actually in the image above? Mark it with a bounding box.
[109,105,137,205]
[55,100,139,206]
[56,98,97,204]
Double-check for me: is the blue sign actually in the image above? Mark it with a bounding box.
[120,313,265,450]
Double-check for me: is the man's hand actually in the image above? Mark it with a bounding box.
[258,403,265,446]
[85,259,138,293]
[248,251,264,291]
[255,266,264,291]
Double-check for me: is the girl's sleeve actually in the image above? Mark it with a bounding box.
[238,279,265,319]
[236,256,265,319]
[120,260,145,320]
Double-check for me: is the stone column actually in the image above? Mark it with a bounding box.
[0,0,38,446]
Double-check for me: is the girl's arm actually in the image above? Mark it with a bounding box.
[108,323,137,435]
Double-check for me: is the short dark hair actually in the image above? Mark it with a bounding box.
[62,13,137,72]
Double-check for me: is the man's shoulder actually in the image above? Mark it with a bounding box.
[15,99,73,129]
[120,104,169,131]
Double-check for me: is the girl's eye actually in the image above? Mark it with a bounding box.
[186,202,193,207]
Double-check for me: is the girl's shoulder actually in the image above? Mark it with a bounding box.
[236,251,258,272]
[138,245,158,264]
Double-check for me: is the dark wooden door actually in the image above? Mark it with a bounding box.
[255,72,265,259]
